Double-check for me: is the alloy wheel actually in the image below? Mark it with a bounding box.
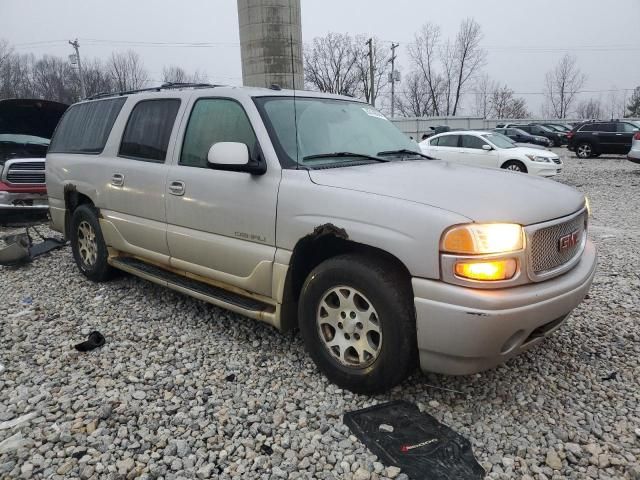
[77,220,98,267]
[316,286,382,368]
[577,144,592,158]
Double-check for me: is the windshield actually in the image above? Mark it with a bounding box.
[482,133,516,149]
[254,97,418,168]
[0,134,50,164]
[0,134,50,145]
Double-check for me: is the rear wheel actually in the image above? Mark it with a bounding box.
[298,254,416,394]
[576,142,594,158]
[70,204,113,282]
[548,138,557,148]
[502,160,527,173]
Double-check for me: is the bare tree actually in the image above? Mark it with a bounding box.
[30,55,78,103]
[489,85,529,118]
[304,33,359,96]
[544,54,586,118]
[0,51,35,99]
[450,18,486,115]
[575,98,602,119]
[394,71,433,117]
[353,36,390,106]
[472,73,497,117]
[82,59,114,97]
[107,50,148,91]
[407,24,445,115]
[161,65,206,84]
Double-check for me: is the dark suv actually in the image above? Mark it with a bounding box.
[567,120,640,158]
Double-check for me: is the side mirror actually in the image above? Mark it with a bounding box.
[482,144,492,151]
[207,142,265,174]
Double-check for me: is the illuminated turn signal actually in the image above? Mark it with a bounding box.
[442,223,524,254]
[455,259,517,281]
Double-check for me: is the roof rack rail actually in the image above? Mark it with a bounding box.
[85,82,220,101]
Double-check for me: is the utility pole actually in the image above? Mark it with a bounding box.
[69,39,86,99]
[366,38,375,107]
[390,42,399,118]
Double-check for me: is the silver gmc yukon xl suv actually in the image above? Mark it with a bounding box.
[46,85,597,393]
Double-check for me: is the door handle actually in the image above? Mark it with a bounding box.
[615,133,622,136]
[111,173,124,187]
[168,181,185,196]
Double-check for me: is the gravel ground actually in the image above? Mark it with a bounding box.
[1,149,639,480]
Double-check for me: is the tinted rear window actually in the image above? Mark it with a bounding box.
[119,99,181,162]
[49,98,126,154]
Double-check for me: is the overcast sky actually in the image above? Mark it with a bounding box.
[2,0,639,114]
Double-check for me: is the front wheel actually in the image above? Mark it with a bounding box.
[502,160,527,173]
[298,254,417,394]
[70,204,113,282]
[548,139,557,148]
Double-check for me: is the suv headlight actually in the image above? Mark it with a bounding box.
[441,223,525,283]
[525,154,551,163]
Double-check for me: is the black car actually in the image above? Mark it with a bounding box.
[494,128,550,147]
[567,120,640,158]
[516,124,567,147]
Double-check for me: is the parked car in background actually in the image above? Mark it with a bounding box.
[494,127,551,147]
[542,123,572,133]
[47,85,595,393]
[626,130,640,164]
[517,124,567,147]
[0,99,68,224]
[420,131,562,176]
[567,120,640,158]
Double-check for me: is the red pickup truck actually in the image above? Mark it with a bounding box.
[0,99,68,224]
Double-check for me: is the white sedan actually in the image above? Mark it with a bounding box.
[420,131,562,177]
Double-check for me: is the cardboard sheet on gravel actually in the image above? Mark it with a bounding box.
[344,400,485,480]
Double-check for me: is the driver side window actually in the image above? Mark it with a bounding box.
[180,98,258,168]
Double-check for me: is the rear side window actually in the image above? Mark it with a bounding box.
[429,137,440,146]
[618,122,639,133]
[180,98,258,168]
[437,135,459,147]
[49,98,126,154]
[119,99,181,162]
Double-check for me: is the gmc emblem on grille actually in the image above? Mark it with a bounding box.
[558,230,580,252]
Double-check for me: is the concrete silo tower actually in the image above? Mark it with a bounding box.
[237,0,304,90]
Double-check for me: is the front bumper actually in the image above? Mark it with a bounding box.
[0,190,49,212]
[412,239,597,375]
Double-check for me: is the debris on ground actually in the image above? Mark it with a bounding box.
[73,331,105,352]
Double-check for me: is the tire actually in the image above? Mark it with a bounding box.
[70,204,113,282]
[576,142,594,158]
[548,139,557,148]
[298,254,417,394]
[502,160,527,173]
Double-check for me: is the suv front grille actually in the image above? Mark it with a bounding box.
[5,160,46,184]
[528,210,587,275]
[551,158,561,165]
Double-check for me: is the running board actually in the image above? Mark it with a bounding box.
[109,256,278,326]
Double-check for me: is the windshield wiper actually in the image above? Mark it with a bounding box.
[303,152,389,163]
[377,149,434,160]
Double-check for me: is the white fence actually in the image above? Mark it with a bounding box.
[390,116,640,139]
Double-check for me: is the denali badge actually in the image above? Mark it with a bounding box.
[559,230,580,252]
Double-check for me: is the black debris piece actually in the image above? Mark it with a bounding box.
[260,444,273,455]
[0,226,66,267]
[601,371,617,381]
[74,331,106,352]
[225,374,236,382]
[344,400,485,480]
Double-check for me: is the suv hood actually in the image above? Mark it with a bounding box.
[309,160,583,225]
